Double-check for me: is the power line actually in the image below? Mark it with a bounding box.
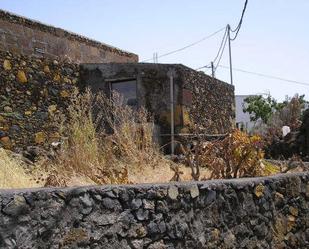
[214,30,228,71]
[141,26,226,62]
[230,0,249,41]
[225,0,249,84]
[195,64,211,71]
[195,26,229,72]
[218,65,309,87]
[197,0,249,77]
[211,27,228,64]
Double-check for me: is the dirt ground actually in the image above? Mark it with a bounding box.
[128,164,211,184]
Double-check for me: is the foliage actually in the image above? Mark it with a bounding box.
[244,94,307,126]
[251,95,306,160]
[276,94,307,110]
[181,130,266,179]
[245,94,308,160]
[243,94,279,123]
[298,109,309,158]
[271,94,303,130]
[47,88,107,186]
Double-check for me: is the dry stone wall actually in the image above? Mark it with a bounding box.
[0,52,234,151]
[0,50,79,151]
[80,63,235,137]
[0,10,138,63]
[180,67,235,134]
[1,172,309,248]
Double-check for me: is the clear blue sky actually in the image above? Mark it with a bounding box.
[1,0,308,101]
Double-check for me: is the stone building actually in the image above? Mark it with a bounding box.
[0,9,138,63]
[0,9,235,151]
[81,63,235,148]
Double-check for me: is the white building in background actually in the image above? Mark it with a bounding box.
[235,95,308,133]
[235,95,257,132]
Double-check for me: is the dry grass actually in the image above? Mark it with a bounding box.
[46,89,106,186]
[0,89,174,189]
[47,89,172,186]
[0,149,41,189]
[0,89,287,189]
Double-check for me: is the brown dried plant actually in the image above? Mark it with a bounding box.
[181,130,265,180]
[47,88,169,186]
[0,148,43,189]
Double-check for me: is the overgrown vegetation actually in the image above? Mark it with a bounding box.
[1,89,306,189]
[299,109,309,158]
[0,88,175,188]
[244,94,309,160]
[46,89,171,186]
[0,148,41,189]
[180,130,271,180]
[244,94,307,125]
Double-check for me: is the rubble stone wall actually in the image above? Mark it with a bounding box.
[80,63,235,136]
[80,63,185,136]
[1,172,309,248]
[0,50,79,151]
[0,10,138,63]
[180,67,235,134]
[0,51,235,151]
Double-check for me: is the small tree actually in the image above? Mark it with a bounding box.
[243,94,279,123]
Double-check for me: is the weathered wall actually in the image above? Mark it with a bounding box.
[1,172,309,248]
[80,63,184,136]
[180,67,235,134]
[0,50,234,151]
[0,10,138,63]
[80,63,235,136]
[0,50,78,151]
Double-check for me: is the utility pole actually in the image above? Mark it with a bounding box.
[211,61,215,78]
[153,52,158,63]
[227,24,233,85]
[167,68,176,156]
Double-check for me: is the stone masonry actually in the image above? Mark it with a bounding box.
[0,10,235,151]
[80,63,235,136]
[0,51,235,151]
[0,50,79,151]
[0,9,138,63]
[1,172,309,248]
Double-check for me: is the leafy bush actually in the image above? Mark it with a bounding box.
[245,94,306,136]
[265,94,303,135]
[243,94,279,123]
[244,94,308,160]
[298,109,309,159]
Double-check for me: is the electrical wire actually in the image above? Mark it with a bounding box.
[211,26,228,65]
[195,26,228,72]
[218,65,309,87]
[195,64,211,71]
[196,1,249,74]
[230,0,248,41]
[214,31,228,70]
[140,26,226,62]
